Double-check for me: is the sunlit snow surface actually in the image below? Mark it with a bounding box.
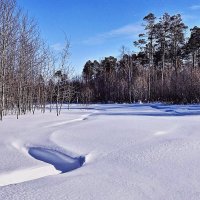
[1,104,200,200]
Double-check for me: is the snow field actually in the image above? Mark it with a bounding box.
[1,104,200,200]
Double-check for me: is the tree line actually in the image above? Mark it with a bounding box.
[0,0,75,120]
[1,0,200,120]
[80,13,200,104]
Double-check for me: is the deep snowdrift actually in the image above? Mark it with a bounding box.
[1,104,200,200]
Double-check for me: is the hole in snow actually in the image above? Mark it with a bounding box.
[0,148,85,187]
[28,147,85,173]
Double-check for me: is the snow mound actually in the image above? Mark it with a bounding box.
[0,165,59,187]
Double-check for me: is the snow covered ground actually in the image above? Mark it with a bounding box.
[1,103,200,200]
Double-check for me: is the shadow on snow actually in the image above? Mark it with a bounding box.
[28,147,85,173]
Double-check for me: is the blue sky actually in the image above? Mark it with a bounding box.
[17,0,200,74]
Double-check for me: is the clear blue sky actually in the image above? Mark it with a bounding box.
[17,0,200,74]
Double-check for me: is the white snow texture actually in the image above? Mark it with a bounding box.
[0,103,200,200]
